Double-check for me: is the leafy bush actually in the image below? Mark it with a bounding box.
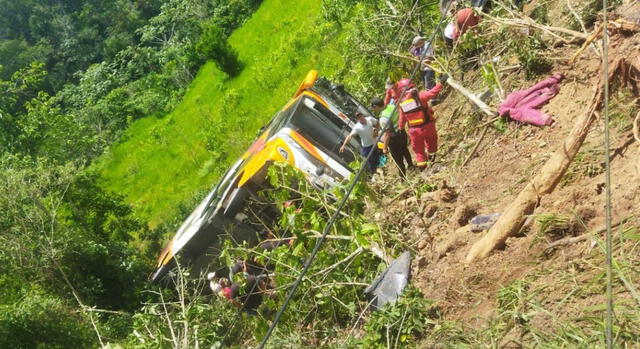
[196,23,243,77]
[362,287,437,348]
[123,279,240,348]
[0,293,94,349]
[509,33,552,79]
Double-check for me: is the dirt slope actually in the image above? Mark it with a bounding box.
[373,1,640,345]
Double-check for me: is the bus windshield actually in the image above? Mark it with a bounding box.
[287,98,360,166]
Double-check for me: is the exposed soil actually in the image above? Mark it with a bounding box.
[372,0,640,341]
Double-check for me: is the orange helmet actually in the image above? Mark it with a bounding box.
[396,78,415,90]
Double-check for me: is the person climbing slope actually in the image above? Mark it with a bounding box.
[409,35,436,90]
[370,97,414,177]
[339,112,379,174]
[396,74,448,169]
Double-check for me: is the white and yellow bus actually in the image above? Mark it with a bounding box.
[150,70,376,283]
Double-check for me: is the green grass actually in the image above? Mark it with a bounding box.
[96,0,346,227]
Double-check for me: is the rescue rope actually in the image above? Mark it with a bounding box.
[601,0,613,347]
[257,2,455,347]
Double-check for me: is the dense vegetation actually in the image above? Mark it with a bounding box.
[1,0,445,345]
[3,0,636,347]
[0,0,261,347]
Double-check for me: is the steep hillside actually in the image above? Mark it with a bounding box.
[96,0,345,226]
[363,1,640,346]
[91,0,640,347]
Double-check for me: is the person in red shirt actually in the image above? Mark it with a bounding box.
[454,8,480,40]
[396,74,448,169]
[383,78,400,106]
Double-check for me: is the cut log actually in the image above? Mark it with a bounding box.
[465,82,604,262]
[465,57,633,262]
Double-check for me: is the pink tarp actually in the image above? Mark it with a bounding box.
[498,74,565,126]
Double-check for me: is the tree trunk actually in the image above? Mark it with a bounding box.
[465,85,602,262]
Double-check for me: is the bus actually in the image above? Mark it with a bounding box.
[150,70,375,283]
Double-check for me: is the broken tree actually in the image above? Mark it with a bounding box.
[466,50,640,262]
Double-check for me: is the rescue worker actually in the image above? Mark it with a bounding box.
[339,112,379,173]
[396,74,448,169]
[370,97,413,177]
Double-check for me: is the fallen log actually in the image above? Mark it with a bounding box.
[465,86,601,262]
[466,57,634,262]
[483,13,587,41]
[446,78,498,117]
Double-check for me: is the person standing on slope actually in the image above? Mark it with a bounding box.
[409,35,436,90]
[370,97,414,177]
[383,78,400,106]
[453,7,480,41]
[396,74,448,169]
[339,112,379,174]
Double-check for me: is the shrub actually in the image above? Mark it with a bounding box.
[196,22,243,77]
[362,287,438,348]
[0,293,95,349]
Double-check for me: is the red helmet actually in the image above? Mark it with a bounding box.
[396,78,414,90]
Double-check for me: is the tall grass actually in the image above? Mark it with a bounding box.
[96,0,342,227]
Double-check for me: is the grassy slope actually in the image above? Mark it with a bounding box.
[97,0,343,226]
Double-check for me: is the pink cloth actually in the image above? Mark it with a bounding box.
[498,74,565,126]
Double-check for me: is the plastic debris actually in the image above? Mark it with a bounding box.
[470,213,501,232]
[364,251,411,310]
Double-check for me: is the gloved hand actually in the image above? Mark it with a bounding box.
[438,73,449,84]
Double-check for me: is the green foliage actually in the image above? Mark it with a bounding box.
[529,0,550,24]
[493,116,510,134]
[122,274,240,348]
[0,154,154,347]
[207,163,409,347]
[0,0,159,92]
[497,279,530,323]
[196,22,242,77]
[570,0,624,28]
[0,292,94,349]
[98,0,326,226]
[535,213,575,240]
[362,287,437,348]
[507,33,552,79]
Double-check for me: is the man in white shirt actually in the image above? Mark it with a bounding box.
[339,112,379,173]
